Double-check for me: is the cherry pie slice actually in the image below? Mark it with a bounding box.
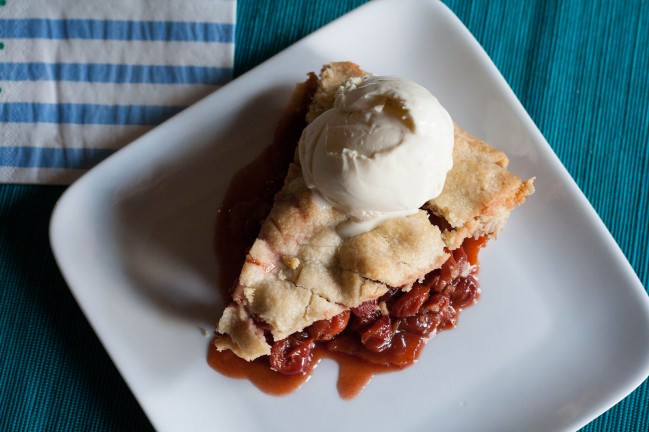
[213,62,534,375]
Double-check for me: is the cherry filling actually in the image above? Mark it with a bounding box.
[268,237,485,375]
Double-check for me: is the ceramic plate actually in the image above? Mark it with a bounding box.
[50,0,649,430]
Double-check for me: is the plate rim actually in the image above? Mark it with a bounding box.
[50,0,649,430]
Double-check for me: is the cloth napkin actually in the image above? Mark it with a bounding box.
[0,0,235,184]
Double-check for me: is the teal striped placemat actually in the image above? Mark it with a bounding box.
[0,0,646,430]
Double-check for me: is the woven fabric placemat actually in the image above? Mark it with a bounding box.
[1,1,646,430]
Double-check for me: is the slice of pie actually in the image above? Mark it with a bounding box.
[214,62,534,374]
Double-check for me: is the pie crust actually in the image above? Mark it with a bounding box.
[214,62,535,363]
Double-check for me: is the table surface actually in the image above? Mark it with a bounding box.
[1,0,647,430]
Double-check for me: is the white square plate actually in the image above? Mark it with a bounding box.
[50,0,649,430]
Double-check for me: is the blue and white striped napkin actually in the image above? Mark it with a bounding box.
[0,0,235,184]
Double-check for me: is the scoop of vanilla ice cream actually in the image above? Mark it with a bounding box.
[298,75,454,236]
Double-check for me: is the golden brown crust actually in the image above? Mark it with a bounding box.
[220,167,423,344]
[339,211,448,287]
[213,305,270,361]
[215,62,534,361]
[426,126,535,248]
[306,62,365,123]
